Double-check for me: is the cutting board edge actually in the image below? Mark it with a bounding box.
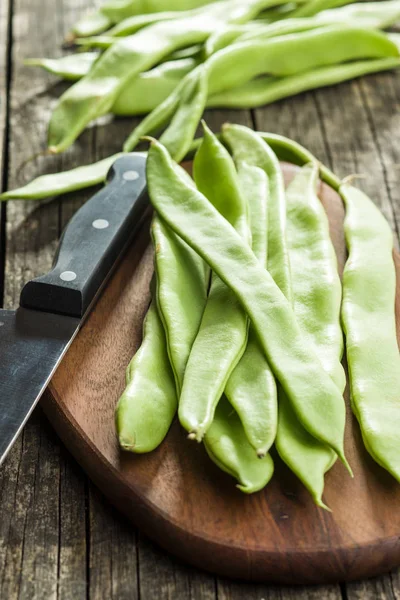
[41,386,400,585]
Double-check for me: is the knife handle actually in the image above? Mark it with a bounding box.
[20,154,148,319]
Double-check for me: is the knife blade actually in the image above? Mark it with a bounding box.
[0,153,148,465]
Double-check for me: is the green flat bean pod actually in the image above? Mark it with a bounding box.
[205,26,400,96]
[204,396,275,493]
[207,57,400,110]
[179,123,250,440]
[0,153,124,201]
[159,67,208,162]
[203,0,400,59]
[276,164,346,509]
[341,184,400,481]
[25,53,99,81]
[146,138,351,471]
[223,161,278,457]
[223,124,291,301]
[116,298,178,453]
[221,124,288,456]
[48,0,285,153]
[74,35,123,49]
[152,214,209,393]
[71,10,112,38]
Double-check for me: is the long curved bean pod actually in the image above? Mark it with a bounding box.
[341,184,400,481]
[152,215,209,393]
[276,164,345,508]
[25,53,99,81]
[204,396,274,493]
[127,26,399,158]
[178,123,250,440]
[221,125,288,456]
[48,0,285,153]
[116,299,178,453]
[207,57,400,110]
[0,153,123,201]
[159,67,208,162]
[223,161,278,457]
[205,27,400,95]
[146,138,351,471]
[223,124,291,300]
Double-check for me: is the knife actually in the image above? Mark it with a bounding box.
[0,153,148,465]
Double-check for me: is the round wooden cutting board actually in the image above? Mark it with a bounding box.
[42,162,400,585]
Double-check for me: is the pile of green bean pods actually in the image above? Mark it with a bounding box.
[117,123,400,507]
[14,0,400,155]
[2,114,400,506]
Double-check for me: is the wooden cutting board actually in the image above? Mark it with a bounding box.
[41,162,400,585]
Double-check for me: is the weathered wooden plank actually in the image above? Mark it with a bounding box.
[217,579,343,600]
[138,534,216,600]
[0,0,96,598]
[356,70,400,236]
[0,0,9,195]
[57,448,87,600]
[0,0,10,302]
[87,485,139,600]
[346,573,398,600]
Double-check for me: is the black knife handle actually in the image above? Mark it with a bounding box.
[20,154,148,318]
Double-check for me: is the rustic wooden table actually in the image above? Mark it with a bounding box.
[1,0,400,598]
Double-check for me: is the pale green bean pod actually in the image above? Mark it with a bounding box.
[116,298,178,453]
[341,184,400,481]
[152,214,209,393]
[276,164,346,509]
[204,396,274,493]
[179,123,251,440]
